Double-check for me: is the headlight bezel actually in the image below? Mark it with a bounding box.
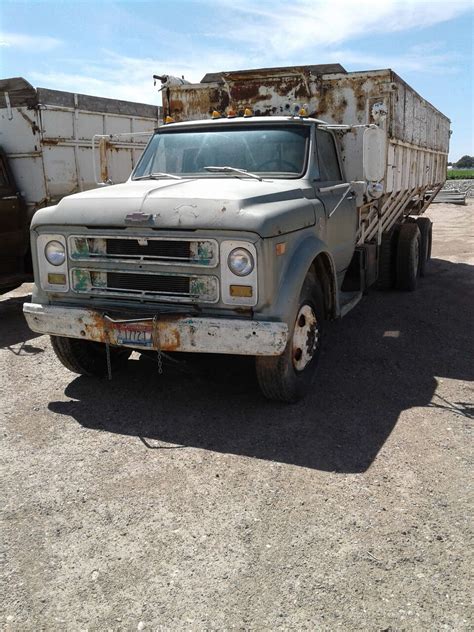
[36,233,69,292]
[220,240,258,307]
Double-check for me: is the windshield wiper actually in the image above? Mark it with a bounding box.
[204,166,262,181]
[133,172,182,180]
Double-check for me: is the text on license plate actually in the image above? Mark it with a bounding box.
[113,324,153,347]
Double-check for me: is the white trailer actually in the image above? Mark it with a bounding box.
[0,77,161,291]
[0,77,161,217]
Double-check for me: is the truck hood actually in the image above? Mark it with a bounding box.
[33,178,316,238]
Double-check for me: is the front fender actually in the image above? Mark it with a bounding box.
[257,232,338,326]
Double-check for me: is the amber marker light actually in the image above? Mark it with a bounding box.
[230,285,253,298]
[47,273,67,285]
[243,108,253,117]
[275,242,286,256]
[211,110,221,119]
[164,116,175,124]
[227,108,237,118]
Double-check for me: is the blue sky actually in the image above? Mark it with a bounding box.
[0,0,472,160]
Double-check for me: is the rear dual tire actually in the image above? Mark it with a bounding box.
[396,222,421,291]
[378,218,432,291]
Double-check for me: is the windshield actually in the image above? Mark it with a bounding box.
[132,124,310,179]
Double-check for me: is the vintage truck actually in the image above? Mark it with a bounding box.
[23,64,450,401]
[0,77,160,293]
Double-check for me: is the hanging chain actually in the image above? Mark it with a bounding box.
[102,314,113,380]
[105,340,112,381]
[153,315,163,375]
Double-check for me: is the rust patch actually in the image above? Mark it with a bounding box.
[163,327,180,351]
[84,311,106,343]
[231,82,260,102]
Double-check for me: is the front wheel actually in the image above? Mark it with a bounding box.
[255,275,324,403]
[50,336,131,376]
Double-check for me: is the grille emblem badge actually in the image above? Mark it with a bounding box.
[137,238,148,246]
[125,211,153,224]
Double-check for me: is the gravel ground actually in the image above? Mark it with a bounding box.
[443,179,474,196]
[1,202,473,631]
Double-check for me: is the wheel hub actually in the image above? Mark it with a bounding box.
[292,304,319,371]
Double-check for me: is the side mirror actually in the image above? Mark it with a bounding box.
[363,126,386,183]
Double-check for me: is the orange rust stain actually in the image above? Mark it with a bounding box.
[162,327,181,351]
[83,312,106,343]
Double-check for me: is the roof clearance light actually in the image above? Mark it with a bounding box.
[299,108,308,117]
[227,108,237,118]
[211,110,221,119]
[164,116,175,124]
[244,108,253,117]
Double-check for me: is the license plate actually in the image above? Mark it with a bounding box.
[112,322,153,347]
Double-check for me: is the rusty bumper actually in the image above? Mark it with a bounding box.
[23,303,288,356]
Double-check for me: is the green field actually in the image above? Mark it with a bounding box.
[446,169,474,180]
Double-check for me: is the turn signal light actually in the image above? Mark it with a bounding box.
[47,273,67,285]
[230,285,253,298]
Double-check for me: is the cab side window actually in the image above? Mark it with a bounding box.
[315,129,342,181]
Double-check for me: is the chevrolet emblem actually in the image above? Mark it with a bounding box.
[125,212,153,224]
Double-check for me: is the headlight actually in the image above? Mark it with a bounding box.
[228,248,254,276]
[45,240,66,266]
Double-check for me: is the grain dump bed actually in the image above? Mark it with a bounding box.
[162,65,450,243]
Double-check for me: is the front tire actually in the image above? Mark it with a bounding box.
[50,336,131,376]
[255,275,324,403]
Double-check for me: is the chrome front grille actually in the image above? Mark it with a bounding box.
[107,271,190,295]
[106,239,191,261]
[70,268,219,303]
[69,235,218,267]
[68,234,220,304]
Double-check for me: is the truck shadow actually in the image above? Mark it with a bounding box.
[48,258,473,473]
[0,292,43,352]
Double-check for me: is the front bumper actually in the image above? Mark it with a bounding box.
[23,303,288,356]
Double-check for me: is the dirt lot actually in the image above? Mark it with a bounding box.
[1,202,473,631]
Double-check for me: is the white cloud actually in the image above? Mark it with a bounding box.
[29,48,251,105]
[20,0,473,105]
[0,32,62,52]
[322,42,461,74]
[216,0,472,56]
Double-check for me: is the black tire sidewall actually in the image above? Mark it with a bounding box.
[279,277,324,401]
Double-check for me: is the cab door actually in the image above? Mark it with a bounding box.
[313,128,357,283]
